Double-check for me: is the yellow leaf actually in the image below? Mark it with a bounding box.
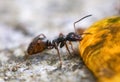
[79,16,120,82]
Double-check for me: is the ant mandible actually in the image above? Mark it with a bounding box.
[25,15,92,67]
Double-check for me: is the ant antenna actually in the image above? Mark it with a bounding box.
[74,15,92,33]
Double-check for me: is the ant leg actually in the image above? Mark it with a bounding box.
[69,41,75,54]
[59,33,72,55]
[64,42,72,55]
[39,34,46,38]
[54,44,62,68]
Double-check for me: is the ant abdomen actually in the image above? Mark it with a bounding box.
[27,34,47,56]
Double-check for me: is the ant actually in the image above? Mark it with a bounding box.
[25,15,92,68]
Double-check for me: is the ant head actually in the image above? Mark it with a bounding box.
[66,15,92,41]
[66,32,82,41]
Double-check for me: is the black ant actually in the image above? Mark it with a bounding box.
[25,15,92,67]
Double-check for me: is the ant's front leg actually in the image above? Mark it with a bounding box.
[64,42,72,56]
[69,41,75,54]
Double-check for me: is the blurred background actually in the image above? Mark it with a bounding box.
[0,0,119,82]
[0,0,119,50]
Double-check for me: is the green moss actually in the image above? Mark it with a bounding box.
[107,17,120,23]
